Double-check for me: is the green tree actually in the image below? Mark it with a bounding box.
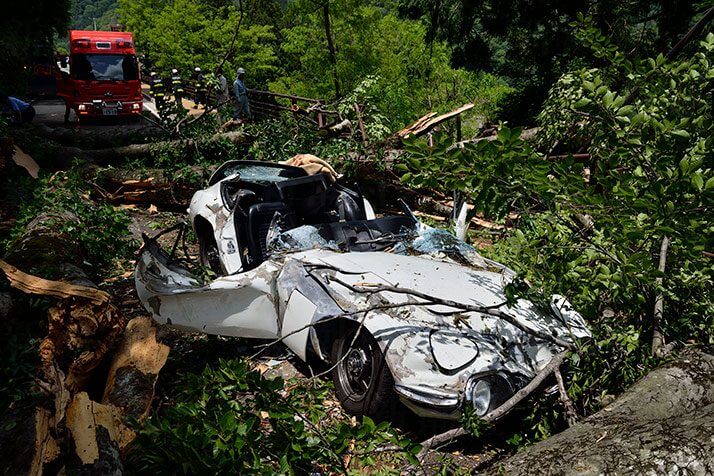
[399,0,711,122]
[70,0,119,30]
[400,24,713,420]
[274,0,510,132]
[118,0,279,86]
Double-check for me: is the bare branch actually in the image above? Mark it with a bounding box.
[417,351,569,456]
[554,366,579,426]
[326,275,575,350]
[651,235,670,357]
[215,0,245,75]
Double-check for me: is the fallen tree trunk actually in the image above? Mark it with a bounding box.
[15,131,252,168]
[3,211,84,272]
[483,349,714,475]
[81,130,251,163]
[102,316,170,421]
[31,123,166,148]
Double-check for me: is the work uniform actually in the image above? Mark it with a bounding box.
[171,73,184,105]
[193,72,207,107]
[233,77,250,120]
[150,75,167,111]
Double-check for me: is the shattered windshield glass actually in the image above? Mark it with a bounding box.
[267,218,490,269]
[215,163,305,185]
[392,227,488,268]
[268,224,340,252]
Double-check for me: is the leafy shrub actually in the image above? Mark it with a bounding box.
[4,168,135,277]
[398,23,713,440]
[127,358,419,474]
[244,115,356,164]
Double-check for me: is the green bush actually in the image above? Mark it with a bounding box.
[4,168,136,277]
[398,23,713,440]
[127,358,419,474]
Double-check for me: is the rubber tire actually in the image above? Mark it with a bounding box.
[198,233,223,275]
[330,327,396,419]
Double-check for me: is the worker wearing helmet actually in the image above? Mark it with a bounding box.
[171,68,184,107]
[150,72,167,112]
[233,67,251,120]
[192,66,206,109]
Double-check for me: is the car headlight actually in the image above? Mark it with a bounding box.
[465,373,515,416]
[469,379,491,416]
[466,378,491,416]
[77,104,87,111]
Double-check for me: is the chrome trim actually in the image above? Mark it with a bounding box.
[393,384,460,410]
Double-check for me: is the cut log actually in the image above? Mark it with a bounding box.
[102,316,170,422]
[87,166,205,209]
[65,392,129,475]
[482,350,714,475]
[29,408,61,476]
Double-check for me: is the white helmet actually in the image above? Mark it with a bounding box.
[194,67,201,72]
[171,68,178,74]
[237,67,245,75]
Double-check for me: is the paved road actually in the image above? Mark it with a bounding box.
[32,97,156,129]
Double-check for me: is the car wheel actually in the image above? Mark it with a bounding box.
[331,326,396,418]
[198,233,222,275]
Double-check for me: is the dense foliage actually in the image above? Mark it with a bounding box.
[70,0,119,30]
[400,22,713,434]
[117,0,510,132]
[128,358,419,474]
[399,0,711,121]
[0,0,70,92]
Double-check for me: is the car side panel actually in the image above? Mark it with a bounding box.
[135,246,280,338]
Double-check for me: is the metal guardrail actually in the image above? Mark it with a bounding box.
[175,84,341,128]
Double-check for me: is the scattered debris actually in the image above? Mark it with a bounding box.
[397,103,474,140]
[12,145,39,178]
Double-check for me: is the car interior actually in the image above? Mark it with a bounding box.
[215,161,417,271]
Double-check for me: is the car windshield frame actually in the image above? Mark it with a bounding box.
[208,160,307,186]
[71,53,139,81]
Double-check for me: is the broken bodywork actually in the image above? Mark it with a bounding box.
[136,219,590,420]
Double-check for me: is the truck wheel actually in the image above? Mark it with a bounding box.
[331,327,396,418]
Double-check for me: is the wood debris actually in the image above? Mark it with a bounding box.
[397,104,474,139]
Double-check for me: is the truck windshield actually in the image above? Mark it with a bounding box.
[72,54,139,81]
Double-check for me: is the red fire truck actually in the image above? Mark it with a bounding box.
[57,30,143,119]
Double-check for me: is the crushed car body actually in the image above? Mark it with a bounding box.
[135,160,591,420]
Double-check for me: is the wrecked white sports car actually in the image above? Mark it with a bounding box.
[135,160,590,420]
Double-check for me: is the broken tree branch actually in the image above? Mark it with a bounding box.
[326,275,575,350]
[418,352,568,455]
[651,235,670,357]
[0,260,110,305]
[554,366,579,426]
[215,0,245,75]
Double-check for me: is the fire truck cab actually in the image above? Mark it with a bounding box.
[58,30,143,119]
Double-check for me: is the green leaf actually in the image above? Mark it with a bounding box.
[691,173,704,191]
[671,130,691,138]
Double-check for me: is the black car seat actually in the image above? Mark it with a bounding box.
[245,202,298,267]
